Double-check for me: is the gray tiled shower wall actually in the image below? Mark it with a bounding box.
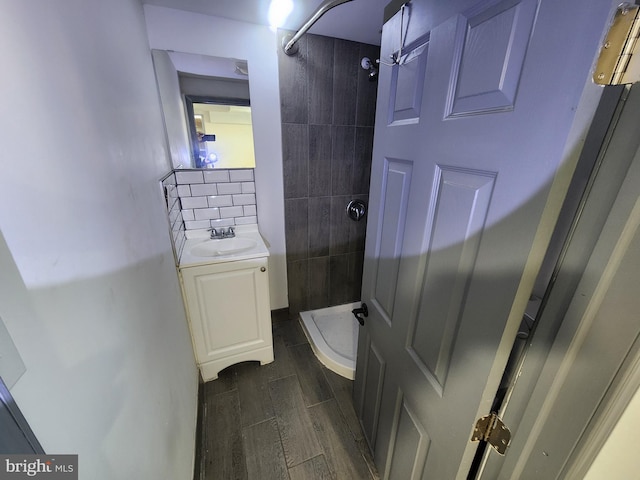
[278,30,379,314]
[162,168,258,260]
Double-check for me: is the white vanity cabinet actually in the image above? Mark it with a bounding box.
[179,256,273,381]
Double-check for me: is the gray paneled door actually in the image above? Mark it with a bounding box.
[353,0,616,478]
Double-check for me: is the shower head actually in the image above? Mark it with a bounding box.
[361,57,379,81]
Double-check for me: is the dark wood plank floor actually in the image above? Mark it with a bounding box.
[195,310,379,480]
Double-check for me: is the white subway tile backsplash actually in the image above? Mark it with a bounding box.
[176,171,204,184]
[185,220,211,230]
[169,205,181,225]
[210,218,236,228]
[162,171,187,261]
[234,216,258,225]
[204,170,230,183]
[173,228,185,244]
[167,195,179,212]
[229,169,254,182]
[180,196,208,209]
[232,194,256,206]
[220,206,244,218]
[208,195,233,207]
[172,229,181,245]
[190,183,218,196]
[162,173,176,187]
[177,185,191,197]
[241,182,256,194]
[167,168,258,231]
[176,232,186,259]
[217,183,242,195]
[194,207,221,220]
[165,183,177,196]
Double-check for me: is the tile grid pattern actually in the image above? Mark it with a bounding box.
[196,313,379,480]
[162,172,187,259]
[175,169,258,230]
[277,30,379,314]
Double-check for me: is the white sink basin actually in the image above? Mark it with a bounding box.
[190,237,258,257]
[179,226,269,267]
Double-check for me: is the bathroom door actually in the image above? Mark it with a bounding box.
[353,0,616,478]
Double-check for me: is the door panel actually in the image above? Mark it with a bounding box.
[355,0,615,478]
[389,37,429,124]
[359,335,387,448]
[374,159,413,321]
[409,167,496,391]
[387,394,430,480]
[448,0,538,117]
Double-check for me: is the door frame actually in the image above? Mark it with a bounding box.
[478,82,640,478]
[0,376,43,453]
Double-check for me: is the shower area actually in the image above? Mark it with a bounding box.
[277,20,379,378]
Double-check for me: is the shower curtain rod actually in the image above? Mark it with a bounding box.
[282,0,354,55]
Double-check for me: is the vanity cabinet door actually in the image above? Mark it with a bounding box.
[180,257,272,379]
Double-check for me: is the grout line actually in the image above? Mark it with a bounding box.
[266,373,298,387]
[240,416,277,431]
[305,398,335,409]
[209,386,239,398]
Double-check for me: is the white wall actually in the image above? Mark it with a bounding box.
[584,385,640,479]
[0,0,198,478]
[144,5,289,310]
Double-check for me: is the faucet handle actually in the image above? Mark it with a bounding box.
[209,228,219,239]
[227,227,235,237]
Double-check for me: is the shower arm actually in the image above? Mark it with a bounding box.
[283,0,354,55]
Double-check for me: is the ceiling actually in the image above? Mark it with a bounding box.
[142,0,388,46]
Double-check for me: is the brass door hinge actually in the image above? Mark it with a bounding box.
[594,3,640,85]
[471,412,511,455]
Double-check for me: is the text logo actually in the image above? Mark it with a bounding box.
[0,456,77,479]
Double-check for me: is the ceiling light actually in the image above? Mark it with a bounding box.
[268,0,294,30]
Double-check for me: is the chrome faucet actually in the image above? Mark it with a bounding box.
[209,226,235,239]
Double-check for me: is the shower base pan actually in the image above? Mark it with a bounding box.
[299,302,359,380]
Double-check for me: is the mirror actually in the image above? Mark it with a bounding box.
[185,96,255,169]
[152,50,256,169]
